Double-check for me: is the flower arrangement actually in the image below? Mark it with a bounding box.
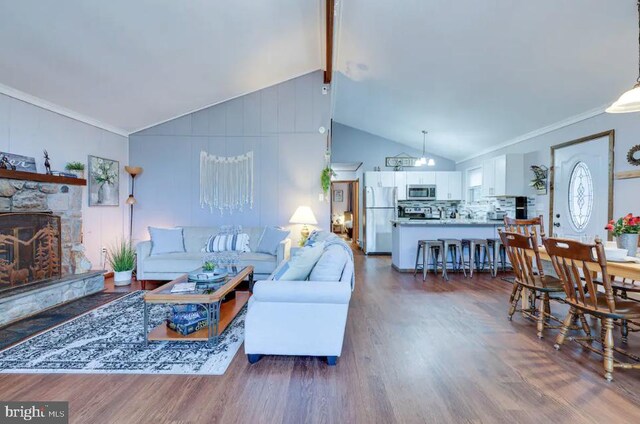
[92,158,117,186]
[605,213,640,237]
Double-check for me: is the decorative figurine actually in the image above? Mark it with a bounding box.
[43,150,52,175]
[1,156,16,170]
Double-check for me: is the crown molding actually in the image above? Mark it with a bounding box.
[0,83,129,137]
[455,104,609,164]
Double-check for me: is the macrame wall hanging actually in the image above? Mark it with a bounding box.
[200,151,254,214]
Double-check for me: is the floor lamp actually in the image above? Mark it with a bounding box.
[124,166,142,241]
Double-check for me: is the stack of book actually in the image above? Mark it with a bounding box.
[166,304,208,336]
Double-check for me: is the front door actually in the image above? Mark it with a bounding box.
[550,131,613,241]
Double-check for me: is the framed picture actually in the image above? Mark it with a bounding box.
[0,152,37,172]
[88,155,119,206]
[333,189,344,203]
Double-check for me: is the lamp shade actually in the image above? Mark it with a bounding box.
[125,195,136,205]
[606,84,640,113]
[427,158,436,167]
[125,166,143,176]
[289,206,318,225]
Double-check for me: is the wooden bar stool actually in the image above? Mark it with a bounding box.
[414,240,445,281]
[461,239,490,278]
[438,238,467,278]
[487,238,507,277]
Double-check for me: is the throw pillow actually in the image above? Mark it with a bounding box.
[272,242,325,281]
[205,233,251,253]
[309,245,348,281]
[149,227,186,255]
[256,227,290,255]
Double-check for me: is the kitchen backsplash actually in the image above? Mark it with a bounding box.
[399,197,536,220]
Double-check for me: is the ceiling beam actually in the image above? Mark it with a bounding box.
[324,0,334,84]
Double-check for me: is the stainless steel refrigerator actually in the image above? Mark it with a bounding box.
[363,186,396,254]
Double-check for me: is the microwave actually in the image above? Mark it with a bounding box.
[406,184,437,200]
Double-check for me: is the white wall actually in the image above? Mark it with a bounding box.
[129,71,331,245]
[0,93,129,268]
[456,111,640,226]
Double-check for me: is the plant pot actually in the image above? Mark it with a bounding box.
[69,170,84,179]
[113,270,133,286]
[616,233,639,257]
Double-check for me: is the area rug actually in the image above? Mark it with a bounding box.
[0,291,246,375]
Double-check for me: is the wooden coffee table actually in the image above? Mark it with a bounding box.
[143,266,254,346]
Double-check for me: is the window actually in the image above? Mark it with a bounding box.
[568,161,593,232]
[467,167,482,202]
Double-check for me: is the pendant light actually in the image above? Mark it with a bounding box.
[419,130,435,167]
[607,0,640,113]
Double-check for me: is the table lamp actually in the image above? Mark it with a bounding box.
[289,206,318,243]
[124,166,143,240]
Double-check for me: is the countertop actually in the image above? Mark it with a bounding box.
[391,219,504,226]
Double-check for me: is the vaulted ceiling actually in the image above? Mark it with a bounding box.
[0,0,324,134]
[332,0,638,161]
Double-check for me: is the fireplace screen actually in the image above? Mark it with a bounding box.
[0,213,61,295]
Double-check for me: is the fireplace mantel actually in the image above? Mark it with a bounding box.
[0,169,86,186]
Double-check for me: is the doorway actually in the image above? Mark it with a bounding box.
[550,130,614,241]
[330,180,359,246]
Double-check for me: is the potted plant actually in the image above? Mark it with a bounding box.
[605,213,640,256]
[321,166,336,199]
[65,161,85,178]
[108,240,136,286]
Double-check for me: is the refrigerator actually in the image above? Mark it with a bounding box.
[364,186,396,254]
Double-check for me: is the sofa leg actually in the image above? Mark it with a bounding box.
[247,354,263,364]
[326,356,338,366]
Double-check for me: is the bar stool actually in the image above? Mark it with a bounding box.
[414,240,445,281]
[461,239,491,278]
[438,238,467,278]
[487,238,507,277]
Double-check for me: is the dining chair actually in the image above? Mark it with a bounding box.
[499,229,588,339]
[544,236,640,381]
[502,215,547,310]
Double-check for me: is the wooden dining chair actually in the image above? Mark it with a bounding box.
[499,229,588,339]
[502,215,547,309]
[544,236,640,381]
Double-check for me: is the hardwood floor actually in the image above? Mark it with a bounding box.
[3,251,640,423]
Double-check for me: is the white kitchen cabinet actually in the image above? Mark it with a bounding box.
[405,171,436,185]
[365,171,396,188]
[481,154,524,197]
[395,172,407,200]
[435,172,463,201]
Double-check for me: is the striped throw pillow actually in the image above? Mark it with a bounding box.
[205,233,251,253]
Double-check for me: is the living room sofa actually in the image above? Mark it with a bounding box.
[136,226,291,282]
[244,232,354,365]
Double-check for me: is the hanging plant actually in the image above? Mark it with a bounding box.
[321,166,336,196]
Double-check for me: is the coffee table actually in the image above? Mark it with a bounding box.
[143,266,254,346]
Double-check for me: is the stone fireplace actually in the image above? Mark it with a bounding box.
[0,174,104,327]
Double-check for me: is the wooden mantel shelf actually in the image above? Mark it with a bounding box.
[0,169,86,186]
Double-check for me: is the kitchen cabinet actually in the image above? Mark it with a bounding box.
[481,154,524,197]
[406,172,436,185]
[395,172,407,200]
[435,172,463,201]
[365,171,396,188]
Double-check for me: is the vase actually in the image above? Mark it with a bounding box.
[616,233,639,257]
[97,184,105,204]
[70,170,84,179]
[113,270,133,286]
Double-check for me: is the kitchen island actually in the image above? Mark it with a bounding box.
[391,219,504,271]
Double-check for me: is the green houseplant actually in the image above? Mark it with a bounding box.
[108,240,136,286]
[65,161,85,178]
[321,166,336,198]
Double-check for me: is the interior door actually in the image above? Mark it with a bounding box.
[551,132,613,240]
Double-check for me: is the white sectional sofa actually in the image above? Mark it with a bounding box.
[244,232,354,365]
[136,226,291,283]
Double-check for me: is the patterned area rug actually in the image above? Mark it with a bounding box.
[0,291,246,375]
